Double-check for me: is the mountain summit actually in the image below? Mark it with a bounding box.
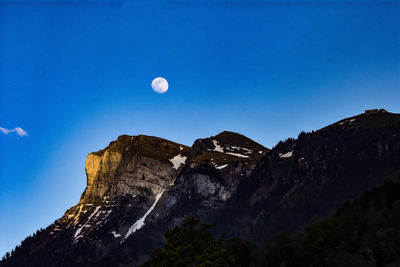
[2,110,400,267]
[55,135,189,244]
[323,108,399,130]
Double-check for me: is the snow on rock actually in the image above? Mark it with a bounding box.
[67,204,84,228]
[212,140,224,153]
[216,164,228,169]
[111,231,121,238]
[122,189,166,243]
[210,140,250,158]
[74,206,101,243]
[228,145,253,154]
[169,155,187,170]
[225,152,249,158]
[279,151,293,158]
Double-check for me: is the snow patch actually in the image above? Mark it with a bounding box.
[228,145,253,154]
[216,164,228,169]
[225,152,249,158]
[169,155,187,170]
[212,140,224,153]
[122,189,166,243]
[111,231,121,238]
[280,151,293,158]
[210,140,251,158]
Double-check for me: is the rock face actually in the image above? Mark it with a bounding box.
[2,111,400,267]
[150,131,269,226]
[81,135,186,202]
[55,134,190,244]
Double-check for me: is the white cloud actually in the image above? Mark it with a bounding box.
[0,126,28,137]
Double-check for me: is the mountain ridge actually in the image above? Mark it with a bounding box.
[321,109,400,131]
[2,109,400,267]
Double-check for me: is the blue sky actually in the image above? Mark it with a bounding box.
[0,0,399,257]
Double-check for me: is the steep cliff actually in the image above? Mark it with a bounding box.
[56,135,189,244]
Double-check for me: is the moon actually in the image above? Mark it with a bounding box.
[151,77,169,94]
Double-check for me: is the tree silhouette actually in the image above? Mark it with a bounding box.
[142,216,234,267]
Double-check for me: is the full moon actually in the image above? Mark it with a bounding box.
[151,77,169,94]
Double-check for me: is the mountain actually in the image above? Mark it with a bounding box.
[323,108,397,130]
[1,109,400,267]
[59,134,190,244]
[215,109,400,244]
[1,134,191,266]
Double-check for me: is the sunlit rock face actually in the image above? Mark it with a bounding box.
[81,135,186,202]
[55,134,190,243]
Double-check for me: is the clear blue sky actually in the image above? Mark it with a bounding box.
[0,0,399,257]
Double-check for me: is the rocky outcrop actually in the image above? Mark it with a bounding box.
[54,134,190,243]
[151,131,269,225]
[82,135,190,201]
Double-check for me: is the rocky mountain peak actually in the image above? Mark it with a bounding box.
[82,134,189,202]
[52,134,190,244]
[187,131,269,168]
[148,132,271,233]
